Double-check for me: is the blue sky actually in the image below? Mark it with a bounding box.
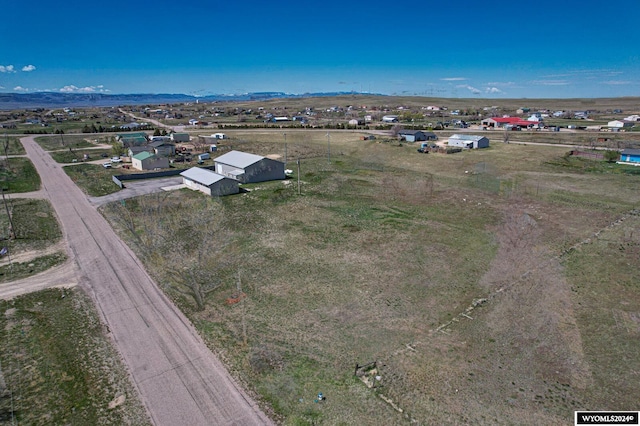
[1,0,638,98]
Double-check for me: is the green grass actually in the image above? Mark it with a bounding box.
[50,149,112,164]
[0,136,26,155]
[35,134,96,151]
[63,163,121,196]
[98,132,640,424]
[0,198,65,281]
[0,252,67,283]
[0,157,41,193]
[3,198,62,242]
[0,288,150,425]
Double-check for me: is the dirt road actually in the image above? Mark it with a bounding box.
[19,136,272,426]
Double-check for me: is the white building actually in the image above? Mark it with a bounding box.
[608,120,635,128]
[447,134,490,149]
[180,167,239,197]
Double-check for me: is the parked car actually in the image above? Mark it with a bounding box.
[111,156,122,163]
[102,162,112,168]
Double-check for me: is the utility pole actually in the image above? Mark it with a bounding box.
[1,189,15,239]
[297,158,301,195]
[283,132,287,165]
[238,270,247,346]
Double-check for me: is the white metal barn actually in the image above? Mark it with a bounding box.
[213,150,285,184]
[180,167,239,197]
[447,134,490,149]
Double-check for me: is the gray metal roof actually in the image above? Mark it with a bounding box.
[180,167,226,186]
[448,134,487,141]
[150,141,175,148]
[621,149,640,155]
[214,150,264,168]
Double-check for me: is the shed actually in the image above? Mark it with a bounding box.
[180,167,240,196]
[214,150,285,183]
[617,149,640,165]
[131,151,170,171]
[447,134,490,149]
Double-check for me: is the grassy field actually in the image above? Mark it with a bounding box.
[0,198,65,282]
[0,157,41,193]
[35,134,101,151]
[99,129,640,425]
[63,163,122,197]
[0,136,26,155]
[0,288,150,425]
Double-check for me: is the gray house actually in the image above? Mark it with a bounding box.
[214,150,285,183]
[127,145,152,158]
[447,134,490,149]
[398,130,437,142]
[170,132,190,142]
[149,141,176,156]
[180,167,240,197]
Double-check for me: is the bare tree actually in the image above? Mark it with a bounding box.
[107,195,236,311]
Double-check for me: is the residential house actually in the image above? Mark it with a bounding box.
[398,130,437,142]
[117,132,148,147]
[447,134,490,149]
[481,117,536,129]
[131,151,170,171]
[617,149,640,166]
[180,167,240,197]
[127,145,152,158]
[149,141,176,156]
[170,132,190,142]
[213,150,285,183]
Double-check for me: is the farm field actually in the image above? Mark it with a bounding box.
[100,130,640,424]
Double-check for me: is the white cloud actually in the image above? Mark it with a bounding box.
[0,65,16,73]
[13,86,28,91]
[21,65,36,72]
[531,80,569,86]
[60,84,108,93]
[604,80,632,85]
[441,77,467,81]
[486,87,503,94]
[457,84,481,94]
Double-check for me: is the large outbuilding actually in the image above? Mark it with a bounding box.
[608,120,635,129]
[617,149,640,166]
[131,151,170,171]
[447,134,490,149]
[214,150,285,183]
[180,167,240,196]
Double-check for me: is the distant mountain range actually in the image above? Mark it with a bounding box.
[0,91,382,109]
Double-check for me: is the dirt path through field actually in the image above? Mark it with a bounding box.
[16,135,272,426]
